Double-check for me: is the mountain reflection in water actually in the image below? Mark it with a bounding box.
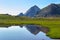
[25,25,49,35]
[0,25,51,40]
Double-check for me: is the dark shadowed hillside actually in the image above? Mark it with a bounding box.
[36,3,60,17]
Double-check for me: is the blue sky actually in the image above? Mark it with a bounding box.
[0,0,60,15]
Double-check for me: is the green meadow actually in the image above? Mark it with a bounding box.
[0,14,60,39]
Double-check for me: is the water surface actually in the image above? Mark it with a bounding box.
[0,25,51,40]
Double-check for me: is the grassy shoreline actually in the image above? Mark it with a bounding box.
[0,14,60,38]
[0,18,60,39]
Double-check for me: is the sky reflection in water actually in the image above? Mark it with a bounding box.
[0,25,51,40]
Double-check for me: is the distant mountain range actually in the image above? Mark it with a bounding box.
[18,5,40,17]
[18,3,60,17]
[18,13,24,16]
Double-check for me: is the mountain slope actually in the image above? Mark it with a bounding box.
[36,3,60,17]
[25,5,40,17]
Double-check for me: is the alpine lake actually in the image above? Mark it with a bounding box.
[0,25,59,40]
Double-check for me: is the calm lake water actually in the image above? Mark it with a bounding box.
[0,25,52,40]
